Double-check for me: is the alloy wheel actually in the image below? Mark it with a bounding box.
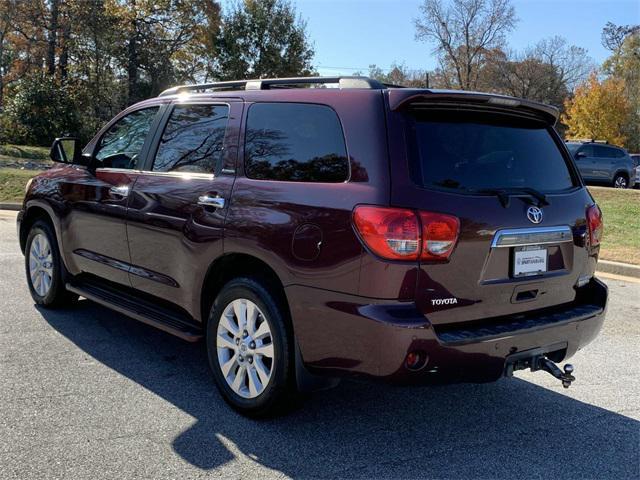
[29,233,54,297]
[216,298,274,398]
[614,176,628,188]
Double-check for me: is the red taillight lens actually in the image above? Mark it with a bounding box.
[587,204,603,246]
[352,206,460,262]
[419,212,460,261]
[353,206,420,260]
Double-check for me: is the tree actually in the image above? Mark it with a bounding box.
[601,24,639,151]
[414,0,517,90]
[481,37,593,107]
[531,36,594,92]
[212,0,314,80]
[0,73,81,145]
[562,73,632,147]
[482,50,568,106]
[602,21,639,53]
[367,62,430,87]
[109,0,221,103]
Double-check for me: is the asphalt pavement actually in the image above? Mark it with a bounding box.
[1,210,638,479]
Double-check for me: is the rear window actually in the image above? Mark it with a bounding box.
[407,111,576,193]
[244,103,348,182]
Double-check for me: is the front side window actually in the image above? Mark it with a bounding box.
[406,110,575,192]
[94,107,159,169]
[577,145,595,158]
[153,104,229,174]
[244,103,349,182]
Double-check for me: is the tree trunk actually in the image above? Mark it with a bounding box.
[59,23,70,81]
[127,0,139,104]
[47,0,60,76]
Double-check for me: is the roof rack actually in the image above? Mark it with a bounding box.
[159,76,388,96]
[566,138,609,144]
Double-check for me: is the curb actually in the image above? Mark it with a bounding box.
[0,203,21,211]
[597,260,640,279]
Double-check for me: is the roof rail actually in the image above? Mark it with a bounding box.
[159,76,387,96]
[566,138,609,144]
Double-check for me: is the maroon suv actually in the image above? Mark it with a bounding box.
[18,77,607,416]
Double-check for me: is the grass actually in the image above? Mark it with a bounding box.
[0,168,40,203]
[0,144,53,169]
[588,186,640,265]
[0,144,50,160]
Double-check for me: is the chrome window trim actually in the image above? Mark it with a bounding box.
[491,225,573,248]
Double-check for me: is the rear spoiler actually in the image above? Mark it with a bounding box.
[387,89,559,126]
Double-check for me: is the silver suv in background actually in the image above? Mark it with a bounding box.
[566,140,636,188]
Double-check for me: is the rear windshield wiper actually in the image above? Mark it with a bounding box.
[469,187,549,208]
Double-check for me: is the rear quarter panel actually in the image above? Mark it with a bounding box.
[224,90,391,294]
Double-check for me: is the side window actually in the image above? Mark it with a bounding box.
[594,145,613,158]
[577,145,594,158]
[94,107,159,169]
[244,103,348,182]
[613,148,626,158]
[153,104,229,174]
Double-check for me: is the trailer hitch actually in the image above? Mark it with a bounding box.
[505,347,575,388]
[534,357,575,388]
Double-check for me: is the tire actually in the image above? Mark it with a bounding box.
[206,277,296,417]
[613,173,629,189]
[24,220,78,308]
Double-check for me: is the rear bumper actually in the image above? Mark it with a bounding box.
[287,278,607,383]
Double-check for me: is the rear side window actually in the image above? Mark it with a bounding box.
[406,110,575,192]
[153,104,229,174]
[244,103,348,182]
[612,148,626,158]
[594,146,614,158]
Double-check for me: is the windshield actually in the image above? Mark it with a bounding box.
[407,110,576,193]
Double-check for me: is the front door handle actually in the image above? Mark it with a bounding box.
[198,195,225,209]
[109,185,130,197]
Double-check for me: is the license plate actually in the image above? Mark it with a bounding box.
[513,246,547,277]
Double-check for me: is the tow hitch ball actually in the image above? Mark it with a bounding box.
[506,355,576,388]
[535,357,575,388]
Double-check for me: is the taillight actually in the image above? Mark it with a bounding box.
[587,204,603,246]
[352,206,420,260]
[419,212,460,261]
[352,206,459,262]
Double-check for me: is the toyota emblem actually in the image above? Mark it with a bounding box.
[527,206,543,224]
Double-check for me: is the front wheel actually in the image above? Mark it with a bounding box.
[206,277,295,417]
[613,174,629,188]
[25,220,78,308]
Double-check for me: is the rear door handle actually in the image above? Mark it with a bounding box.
[198,195,225,209]
[109,185,130,197]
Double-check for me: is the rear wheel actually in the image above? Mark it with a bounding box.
[25,220,78,307]
[613,173,629,188]
[206,277,295,417]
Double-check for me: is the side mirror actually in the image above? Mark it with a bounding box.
[50,137,83,164]
[576,152,587,159]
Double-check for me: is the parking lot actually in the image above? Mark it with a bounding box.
[0,209,638,479]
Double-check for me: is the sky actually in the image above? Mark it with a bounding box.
[223,0,640,76]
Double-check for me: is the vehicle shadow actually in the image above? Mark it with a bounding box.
[38,300,638,479]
